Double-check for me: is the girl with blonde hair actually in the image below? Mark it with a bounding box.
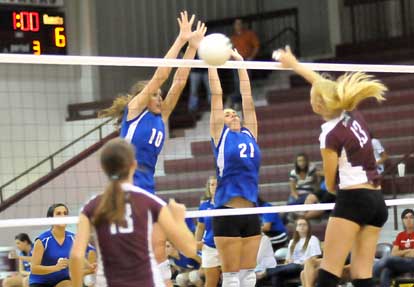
[274,47,388,287]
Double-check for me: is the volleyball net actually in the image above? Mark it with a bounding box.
[0,54,413,249]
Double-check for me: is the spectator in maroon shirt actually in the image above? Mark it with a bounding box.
[70,139,197,287]
[275,47,388,287]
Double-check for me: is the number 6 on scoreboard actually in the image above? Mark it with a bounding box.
[54,27,66,48]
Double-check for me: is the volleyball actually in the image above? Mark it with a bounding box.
[198,33,232,66]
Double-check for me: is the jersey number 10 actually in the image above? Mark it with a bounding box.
[148,128,163,148]
[110,203,134,235]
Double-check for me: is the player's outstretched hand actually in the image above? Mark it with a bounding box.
[272,45,299,69]
[177,11,195,43]
[189,21,207,49]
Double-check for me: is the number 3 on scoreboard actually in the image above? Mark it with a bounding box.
[54,27,66,48]
[32,40,41,55]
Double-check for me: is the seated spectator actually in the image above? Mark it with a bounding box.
[370,133,389,174]
[300,257,351,287]
[373,208,414,287]
[257,217,322,287]
[3,233,33,287]
[167,241,202,287]
[258,197,288,251]
[288,153,319,205]
[194,176,221,287]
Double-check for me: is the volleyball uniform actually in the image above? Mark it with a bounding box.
[319,111,388,227]
[212,126,261,207]
[212,126,262,237]
[261,202,288,250]
[198,200,215,248]
[120,107,165,194]
[82,182,166,287]
[20,246,33,272]
[172,253,201,270]
[29,231,74,286]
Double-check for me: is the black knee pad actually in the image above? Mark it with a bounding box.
[352,278,375,287]
[316,269,340,287]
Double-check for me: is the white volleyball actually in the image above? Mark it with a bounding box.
[198,33,232,66]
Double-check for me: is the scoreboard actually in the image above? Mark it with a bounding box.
[0,5,67,55]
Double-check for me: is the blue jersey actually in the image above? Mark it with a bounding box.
[198,200,215,248]
[19,245,33,272]
[212,127,261,207]
[173,253,201,270]
[185,218,196,233]
[260,202,287,234]
[29,230,74,286]
[120,107,165,193]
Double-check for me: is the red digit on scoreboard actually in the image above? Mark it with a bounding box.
[12,11,39,32]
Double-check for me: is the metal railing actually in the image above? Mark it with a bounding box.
[0,118,114,205]
[343,0,414,44]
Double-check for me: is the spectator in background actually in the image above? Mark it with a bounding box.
[373,208,414,287]
[3,233,33,287]
[257,217,322,287]
[288,153,319,205]
[258,197,288,251]
[188,53,211,114]
[230,18,260,109]
[370,133,389,174]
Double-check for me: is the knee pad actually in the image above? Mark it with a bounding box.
[352,278,375,287]
[239,269,256,287]
[158,259,172,280]
[222,272,240,287]
[175,273,189,287]
[188,270,202,285]
[316,268,339,287]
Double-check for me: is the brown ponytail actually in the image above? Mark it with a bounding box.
[92,138,135,226]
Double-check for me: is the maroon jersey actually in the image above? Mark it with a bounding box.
[82,182,166,287]
[319,111,379,189]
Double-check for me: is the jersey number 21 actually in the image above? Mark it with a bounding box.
[239,143,255,158]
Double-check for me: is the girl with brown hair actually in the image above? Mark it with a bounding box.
[70,138,196,287]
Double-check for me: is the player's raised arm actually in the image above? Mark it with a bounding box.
[209,67,225,146]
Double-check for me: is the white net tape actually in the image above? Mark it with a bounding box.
[0,54,413,73]
[1,198,413,228]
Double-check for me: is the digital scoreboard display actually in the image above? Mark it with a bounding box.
[0,6,66,55]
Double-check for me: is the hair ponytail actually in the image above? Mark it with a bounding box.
[98,80,150,127]
[92,138,135,227]
[313,72,387,112]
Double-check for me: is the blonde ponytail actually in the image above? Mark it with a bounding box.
[313,72,387,112]
[98,80,150,127]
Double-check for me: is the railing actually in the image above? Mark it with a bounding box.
[0,118,114,206]
[382,148,414,230]
[343,0,414,44]
[206,8,300,56]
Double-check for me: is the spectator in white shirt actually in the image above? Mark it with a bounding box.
[257,217,322,287]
